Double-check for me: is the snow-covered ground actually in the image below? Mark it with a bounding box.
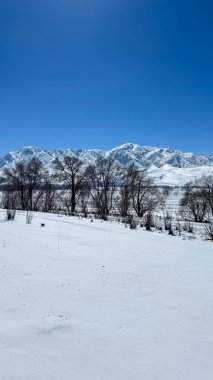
[147,164,213,186]
[0,211,213,380]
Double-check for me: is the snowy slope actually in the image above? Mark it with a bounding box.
[147,164,213,186]
[0,211,213,380]
[0,143,213,186]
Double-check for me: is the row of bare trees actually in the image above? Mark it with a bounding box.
[0,155,164,220]
[1,155,213,239]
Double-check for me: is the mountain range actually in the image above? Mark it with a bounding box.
[0,143,213,186]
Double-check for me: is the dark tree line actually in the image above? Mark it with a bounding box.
[0,155,164,220]
[1,155,213,241]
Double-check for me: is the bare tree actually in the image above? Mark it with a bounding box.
[180,180,208,223]
[25,157,45,210]
[53,155,85,214]
[2,157,45,211]
[116,164,135,217]
[3,162,28,210]
[86,157,117,220]
[130,165,162,218]
[200,175,213,217]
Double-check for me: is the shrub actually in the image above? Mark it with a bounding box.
[26,211,33,224]
[6,209,16,221]
[203,220,213,241]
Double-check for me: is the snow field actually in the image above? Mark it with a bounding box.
[0,210,213,380]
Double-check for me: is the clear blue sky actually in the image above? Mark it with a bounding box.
[0,0,212,156]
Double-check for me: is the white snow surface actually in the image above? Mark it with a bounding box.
[1,211,213,380]
[147,164,213,186]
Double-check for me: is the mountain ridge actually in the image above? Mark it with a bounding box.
[0,143,213,186]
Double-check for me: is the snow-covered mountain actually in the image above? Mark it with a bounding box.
[0,143,213,186]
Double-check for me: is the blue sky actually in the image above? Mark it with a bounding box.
[0,0,212,156]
